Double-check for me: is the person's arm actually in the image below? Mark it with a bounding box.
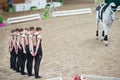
[11,40,13,52]
[29,35,34,56]
[21,34,26,54]
[8,35,12,52]
[14,35,18,54]
[16,35,21,49]
[35,35,41,56]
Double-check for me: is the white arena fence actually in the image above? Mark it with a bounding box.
[46,77,63,80]
[117,6,120,11]
[52,8,92,17]
[7,13,41,25]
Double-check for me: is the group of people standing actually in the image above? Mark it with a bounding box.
[8,26,42,78]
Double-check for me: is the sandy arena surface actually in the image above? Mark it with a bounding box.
[0,3,120,80]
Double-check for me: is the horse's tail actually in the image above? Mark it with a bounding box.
[96,5,101,11]
[96,3,104,11]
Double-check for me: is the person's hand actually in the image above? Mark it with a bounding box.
[31,52,35,56]
[16,50,18,54]
[10,48,12,52]
[23,50,26,54]
[34,52,37,56]
[19,46,22,49]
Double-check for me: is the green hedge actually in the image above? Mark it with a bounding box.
[0,15,3,23]
[105,0,120,5]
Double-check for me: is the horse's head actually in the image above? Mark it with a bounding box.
[109,2,118,21]
[110,2,118,12]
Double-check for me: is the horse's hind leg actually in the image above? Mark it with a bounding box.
[101,30,104,41]
[103,24,108,46]
[104,35,108,46]
[96,27,99,40]
[96,12,99,40]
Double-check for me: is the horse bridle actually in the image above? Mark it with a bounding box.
[110,4,118,20]
[111,5,118,12]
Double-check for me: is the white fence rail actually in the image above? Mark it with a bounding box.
[52,8,92,17]
[117,6,120,11]
[46,77,63,80]
[7,13,41,25]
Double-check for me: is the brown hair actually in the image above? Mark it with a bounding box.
[36,27,42,31]
[15,28,19,32]
[19,28,23,32]
[11,29,15,33]
[29,26,34,31]
[25,28,29,31]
